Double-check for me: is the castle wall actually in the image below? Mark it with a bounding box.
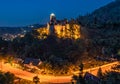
[36,27,49,39]
[54,24,81,39]
[36,23,81,39]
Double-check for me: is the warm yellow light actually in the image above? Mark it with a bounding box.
[35,23,81,40]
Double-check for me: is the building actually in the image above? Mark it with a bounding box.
[35,13,81,39]
[23,58,41,66]
[84,72,100,84]
[23,57,42,70]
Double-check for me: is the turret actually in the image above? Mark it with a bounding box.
[50,13,56,25]
[49,13,56,35]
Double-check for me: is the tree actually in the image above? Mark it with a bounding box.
[0,37,8,55]
[97,67,103,79]
[4,72,15,84]
[33,76,40,84]
[0,73,7,84]
[8,56,14,66]
[71,62,85,84]
[72,75,78,83]
[104,71,120,84]
[72,74,85,84]
[0,72,15,84]
[78,74,85,84]
[79,61,84,74]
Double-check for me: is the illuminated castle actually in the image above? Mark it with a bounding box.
[35,13,81,39]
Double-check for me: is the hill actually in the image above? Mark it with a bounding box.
[78,0,120,28]
[77,0,120,39]
[77,0,120,61]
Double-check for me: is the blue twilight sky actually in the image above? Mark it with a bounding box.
[0,0,114,27]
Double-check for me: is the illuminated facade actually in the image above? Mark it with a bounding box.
[35,13,81,39]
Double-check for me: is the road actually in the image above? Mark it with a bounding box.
[0,61,119,83]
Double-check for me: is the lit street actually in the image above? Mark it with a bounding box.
[0,61,119,83]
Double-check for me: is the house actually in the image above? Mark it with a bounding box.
[23,58,42,66]
[13,58,23,64]
[23,58,42,70]
[84,72,100,84]
[12,58,24,67]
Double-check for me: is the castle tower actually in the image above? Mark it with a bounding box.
[49,13,56,35]
[50,13,56,24]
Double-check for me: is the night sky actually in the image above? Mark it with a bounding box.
[0,0,114,27]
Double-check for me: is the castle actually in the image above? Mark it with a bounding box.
[35,13,81,39]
